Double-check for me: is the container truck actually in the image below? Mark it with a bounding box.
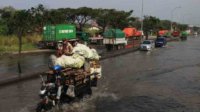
[172,31,180,37]
[103,29,127,51]
[158,30,171,38]
[39,24,89,49]
[123,27,142,48]
[180,31,188,41]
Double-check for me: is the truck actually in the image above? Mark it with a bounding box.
[123,27,142,48]
[180,31,188,41]
[103,29,127,51]
[172,31,180,37]
[39,24,89,49]
[158,30,171,38]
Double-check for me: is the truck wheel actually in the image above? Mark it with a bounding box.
[118,45,121,50]
[115,45,119,50]
[123,44,125,49]
[120,44,125,49]
[106,45,112,51]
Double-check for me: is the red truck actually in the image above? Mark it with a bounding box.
[172,31,180,37]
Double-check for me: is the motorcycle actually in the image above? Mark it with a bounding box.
[36,65,65,112]
[36,65,98,112]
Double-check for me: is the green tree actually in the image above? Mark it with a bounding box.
[74,7,95,31]
[13,10,32,74]
[143,16,160,39]
[96,9,134,32]
[109,10,133,29]
[28,4,46,33]
[0,6,16,35]
[96,9,111,32]
[130,17,141,29]
[159,20,171,30]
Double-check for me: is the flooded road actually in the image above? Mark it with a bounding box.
[0,53,51,81]
[0,37,200,112]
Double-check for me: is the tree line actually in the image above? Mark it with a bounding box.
[0,4,196,36]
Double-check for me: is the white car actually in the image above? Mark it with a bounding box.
[140,40,154,51]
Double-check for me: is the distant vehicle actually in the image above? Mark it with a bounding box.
[194,32,198,37]
[172,31,180,37]
[123,27,142,48]
[103,29,127,51]
[180,31,188,41]
[158,30,171,38]
[39,24,89,49]
[155,37,167,47]
[140,40,154,51]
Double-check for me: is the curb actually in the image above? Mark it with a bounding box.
[0,49,55,56]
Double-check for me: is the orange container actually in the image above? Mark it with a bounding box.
[123,28,137,37]
[135,31,142,37]
[158,30,168,36]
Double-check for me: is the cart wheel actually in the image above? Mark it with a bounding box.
[86,87,92,95]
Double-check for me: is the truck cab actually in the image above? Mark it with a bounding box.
[76,32,90,44]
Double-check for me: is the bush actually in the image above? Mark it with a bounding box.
[0,35,42,52]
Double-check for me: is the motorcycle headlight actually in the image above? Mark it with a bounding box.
[40,89,46,95]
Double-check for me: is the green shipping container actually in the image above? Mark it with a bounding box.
[181,31,188,37]
[43,24,76,41]
[43,25,56,41]
[103,29,125,38]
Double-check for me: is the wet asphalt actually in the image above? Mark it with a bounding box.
[0,36,200,112]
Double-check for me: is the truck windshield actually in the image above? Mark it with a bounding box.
[143,41,151,44]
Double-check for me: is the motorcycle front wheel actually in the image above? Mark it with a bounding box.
[36,101,53,112]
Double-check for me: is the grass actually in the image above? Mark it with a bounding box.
[0,35,42,53]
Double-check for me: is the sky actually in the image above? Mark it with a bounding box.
[0,0,199,26]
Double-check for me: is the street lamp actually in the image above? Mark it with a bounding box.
[140,0,144,40]
[170,6,181,31]
[141,0,144,32]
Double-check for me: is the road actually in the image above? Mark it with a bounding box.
[0,36,200,112]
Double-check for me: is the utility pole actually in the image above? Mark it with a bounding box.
[171,6,181,32]
[141,0,144,40]
[141,0,144,31]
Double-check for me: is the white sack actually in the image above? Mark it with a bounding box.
[72,43,100,60]
[49,54,85,69]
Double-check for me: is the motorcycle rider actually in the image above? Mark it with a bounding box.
[51,65,63,101]
[62,39,73,55]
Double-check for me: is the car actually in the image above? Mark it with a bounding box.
[194,32,198,37]
[155,37,167,47]
[140,40,155,51]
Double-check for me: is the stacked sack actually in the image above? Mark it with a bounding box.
[72,43,100,60]
[49,53,85,69]
[72,43,102,78]
[49,43,101,78]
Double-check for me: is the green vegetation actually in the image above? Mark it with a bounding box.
[0,4,199,53]
[0,35,42,53]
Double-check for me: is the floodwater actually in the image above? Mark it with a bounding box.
[0,53,51,81]
[0,48,105,81]
[0,36,200,112]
